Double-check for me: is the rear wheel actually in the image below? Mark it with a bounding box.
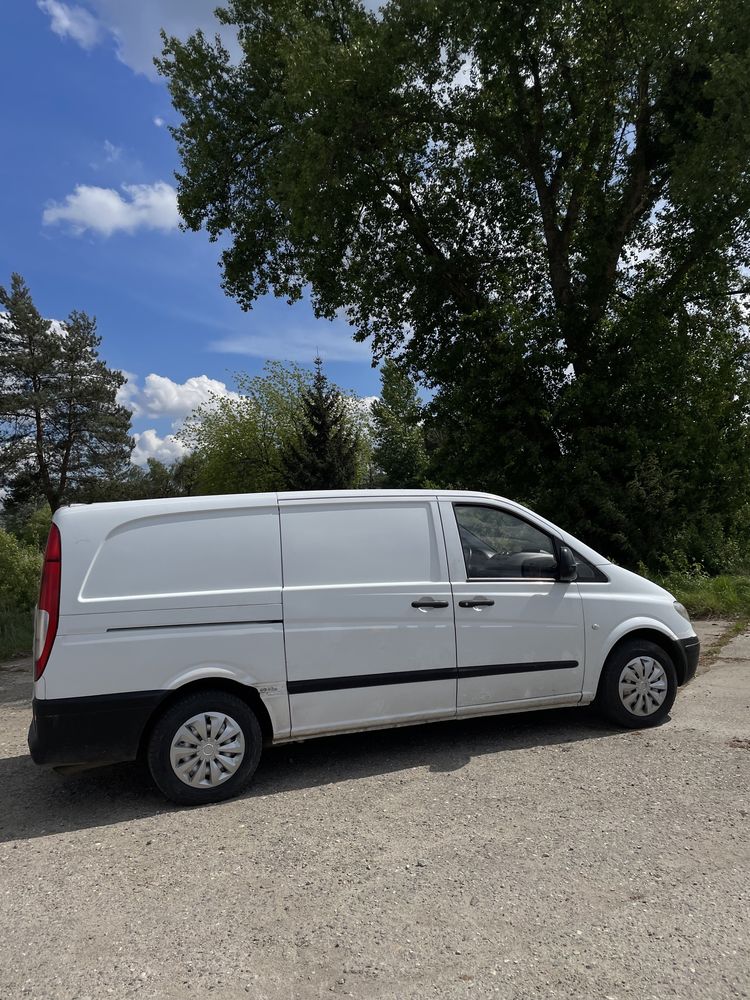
[147,690,262,805]
[596,639,677,728]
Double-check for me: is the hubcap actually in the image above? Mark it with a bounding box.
[170,712,245,787]
[618,656,669,716]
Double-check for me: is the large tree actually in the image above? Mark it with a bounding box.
[179,360,313,493]
[179,360,370,494]
[371,359,427,488]
[0,274,133,512]
[159,0,750,568]
[280,358,361,490]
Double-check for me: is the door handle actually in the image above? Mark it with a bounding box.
[411,598,450,610]
[458,598,495,608]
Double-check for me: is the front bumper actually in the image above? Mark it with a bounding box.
[678,636,701,684]
[28,690,166,767]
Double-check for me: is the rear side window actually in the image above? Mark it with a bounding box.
[454,504,557,580]
[281,502,443,586]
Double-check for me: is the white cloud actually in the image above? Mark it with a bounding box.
[37,0,101,50]
[43,181,180,236]
[153,116,165,127]
[116,370,143,416]
[211,326,370,364]
[131,429,188,466]
[99,0,239,78]
[103,139,121,162]
[142,373,239,420]
[38,0,239,80]
[118,372,239,428]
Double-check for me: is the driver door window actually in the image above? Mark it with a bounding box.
[454,505,558,580]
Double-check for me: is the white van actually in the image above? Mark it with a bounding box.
[28,490,700,805]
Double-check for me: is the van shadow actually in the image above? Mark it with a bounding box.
[0,708,622,844]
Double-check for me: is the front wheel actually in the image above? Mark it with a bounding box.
[596,639,677,729]
[147,690,262,805]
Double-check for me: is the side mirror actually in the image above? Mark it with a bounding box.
[558,545,578,583]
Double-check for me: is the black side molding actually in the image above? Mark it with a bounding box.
[107,619,282,633]
[458,660,579,679]
[287,667,457,695]
[288,660,580,695]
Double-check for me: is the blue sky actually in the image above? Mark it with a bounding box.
[0,0,380,464]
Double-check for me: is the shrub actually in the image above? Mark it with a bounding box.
[0,529,42,607]
[0,600,34,659]
[17,506,52,551]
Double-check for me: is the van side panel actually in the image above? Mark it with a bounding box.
[42,497,290,743]
[61,499,281,616]
[280,498,457,737]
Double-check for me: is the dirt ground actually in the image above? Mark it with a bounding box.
[0,621,748,1000]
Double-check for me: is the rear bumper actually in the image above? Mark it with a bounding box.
[678,636,701,684]
[28,691,166,767]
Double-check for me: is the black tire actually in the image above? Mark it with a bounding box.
[596,639,678,729]
[147,690,262,806]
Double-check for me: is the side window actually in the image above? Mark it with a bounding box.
[570,549,609,583]
[454,505,558,580]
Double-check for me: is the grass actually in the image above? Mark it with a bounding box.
[650,573,750,619]
[699,615,750,667]
[0,601,34,661]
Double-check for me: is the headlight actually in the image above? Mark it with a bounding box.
[674,601,691,623]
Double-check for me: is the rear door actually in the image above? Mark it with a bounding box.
[440,501,585,712]
[280,497,457,736]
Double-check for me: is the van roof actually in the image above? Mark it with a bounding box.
[65,488,513,511]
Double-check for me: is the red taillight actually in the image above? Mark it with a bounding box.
[34,523,61,681]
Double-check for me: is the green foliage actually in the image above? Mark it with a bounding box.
[0,528,42,607]
[0,274,133,511]
[17,507,53,550]
[0,601,34,660]
[159,0,750,572]
[179,361,312,494]
[650,572,750,619]
[179,360,370,494]
[74,455,202,503]
[134,454,202,499]
[371,360,428,488]
[280,358,361,490]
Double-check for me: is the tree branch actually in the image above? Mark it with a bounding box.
[586,65,664,327]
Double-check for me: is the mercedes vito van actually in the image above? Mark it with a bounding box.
[28,490,699,805]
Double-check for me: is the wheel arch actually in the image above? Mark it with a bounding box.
[601,627,688,690]
[137,678,275,760]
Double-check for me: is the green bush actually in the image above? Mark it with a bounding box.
[0,600,34,660]
[649,571,750,619]
[0,529,42,658]
[17,506,52,551]
[0,529,42,606]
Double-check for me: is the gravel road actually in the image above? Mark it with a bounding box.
[0,621,748,1000]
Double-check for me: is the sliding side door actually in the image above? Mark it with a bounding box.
[281,498,457,737]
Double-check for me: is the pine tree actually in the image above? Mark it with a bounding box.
[0,273,133,511]
[371,360,427,488]
[281,358,359,490]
